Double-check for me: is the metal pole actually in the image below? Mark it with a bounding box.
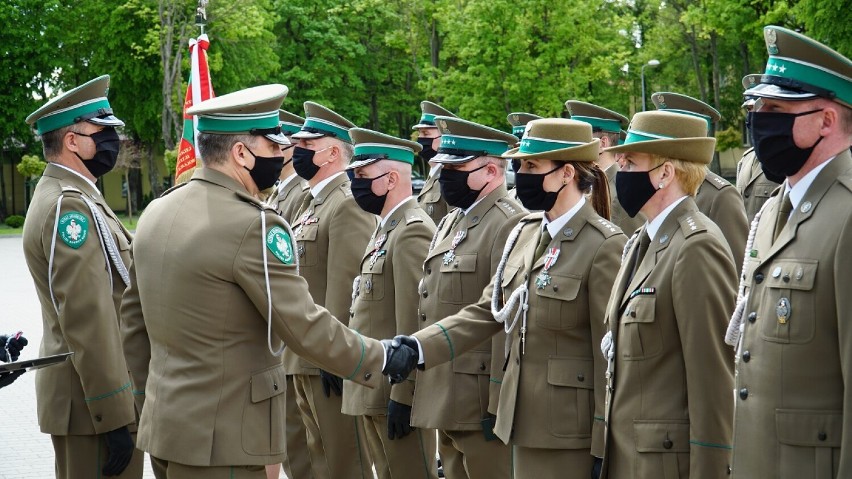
[641,64,648,112]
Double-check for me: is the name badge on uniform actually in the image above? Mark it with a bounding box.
[443,230,467,266]
[535,247,560,290]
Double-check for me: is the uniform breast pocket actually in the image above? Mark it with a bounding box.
[242,364,287,455]
[533,273,582,330]
[620,294,662,360]
[439,253,478,304]
[500,263,521,298]
[753,180,776,200]
[547,357,594,438]
[760,259,817,344]
[359,258,385,301]
[295,224,319,267]
[776,409,842,479]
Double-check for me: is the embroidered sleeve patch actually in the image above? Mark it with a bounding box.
[58,212,89,249]
[266,226,294,265]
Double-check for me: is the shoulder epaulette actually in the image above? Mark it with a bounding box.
[837,175,852,194]
[235,190,277,213]
[60,185,84,195]
[589,217,622,238]
[160,182,188,197]
[705,172,733,191]
[679,213,708,238]
[404,207,427,225]
[300,182,310,192]
[496,197,523,217]
[519,211,544,224]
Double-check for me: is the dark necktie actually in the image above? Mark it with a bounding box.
[773,193,793,242]
[628,231,651,285]
[295,192,314,221]
[534,228,553,260]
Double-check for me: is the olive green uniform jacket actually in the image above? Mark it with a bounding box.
[23,163,136,436]
[341,199,436,415]
[119,168,384,466]
[413,204,625,451]
[732,150,852,478]
[694,171,749,269]
[735,148,780,223]
[410,185,526,431]
[417,168,449,226]
[601,198,737,479]
[282,173,377,375]
[269,173,309,224]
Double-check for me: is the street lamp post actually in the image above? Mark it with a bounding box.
[641,59,661,111]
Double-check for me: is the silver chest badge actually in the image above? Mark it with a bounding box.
[776,297,791,324]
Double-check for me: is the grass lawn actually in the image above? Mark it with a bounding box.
[0,213,140,236]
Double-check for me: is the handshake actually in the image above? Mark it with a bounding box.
[380,335,420,384]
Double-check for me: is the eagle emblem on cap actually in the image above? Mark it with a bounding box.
[512,114,519,122]
[657,94,667,108]
[439,119,448,130]
[766,28,779,54]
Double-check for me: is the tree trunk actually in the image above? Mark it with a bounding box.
[146,144,161,199]
[159,0,188,153]
[710,31,722,129]
[0,148,7,220]
[686,26,707,102]
[430,18,440,73]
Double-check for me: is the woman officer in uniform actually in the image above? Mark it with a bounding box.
[394,118,626,478]
[598,111,737,479]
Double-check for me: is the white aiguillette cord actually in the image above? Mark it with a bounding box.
[260,210,299,357]
[725,200,771,353]
[48,193,130,315]
[490,221,530,355]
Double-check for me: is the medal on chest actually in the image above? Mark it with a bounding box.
[442,230,467,265]
[368,233,388,269]
[294,209,317,235]
[535,247,560,290]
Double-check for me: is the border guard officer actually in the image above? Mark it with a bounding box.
[119,84,410,478]
[23,75,143,479]
[600,111,737,479]
[342,128,438,479]
[735,75,782,223]
[565,100,637,231]
[726,26,852,479]
[410,116,526,479]
[652,91,749,267]
[506,112,543,200]
[287,101,378,478]
[267,109,309,224]
[414,101,458,224]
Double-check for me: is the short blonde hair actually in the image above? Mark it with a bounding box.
[650,155,706,196]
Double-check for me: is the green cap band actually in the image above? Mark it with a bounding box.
[419,113,436,126]
[301,117,352,143]
[766,55,852,106]
[280,121,302,135]
[518,137,583,154]
[624,129,675,145]
[36,98,112,135]
[439,134,509,156]
[353,143,415,165]
[197,111,279,134]
[571,116,622,133]
[512,125,526,135]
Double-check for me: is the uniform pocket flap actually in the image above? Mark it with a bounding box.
[547,357,593,389]
[452,351,491,375]
[633,420,690,453]
[755,182,776,198]
[623,294,656,324]
[501,263,521,287]
[776,409,842,447]
[440,253,477,273]
[250,364,287,403]
[535,273,582,301]
[296,224,318,242]
[765,259,817,290]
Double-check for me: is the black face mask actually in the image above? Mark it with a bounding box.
[244,147,285,191]
[417,137,437,162]
[750,109,823,180]
[511,159,521,174]
[439,163,489,209]
[615,164,663,218]
[515,165,565,211]
[292,146,329,181]
[351,172,389,216]
[74,128,121,178]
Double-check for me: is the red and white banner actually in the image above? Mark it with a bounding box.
[175,34,214,182]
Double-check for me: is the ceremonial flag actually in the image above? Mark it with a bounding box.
[175,34,214,184]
